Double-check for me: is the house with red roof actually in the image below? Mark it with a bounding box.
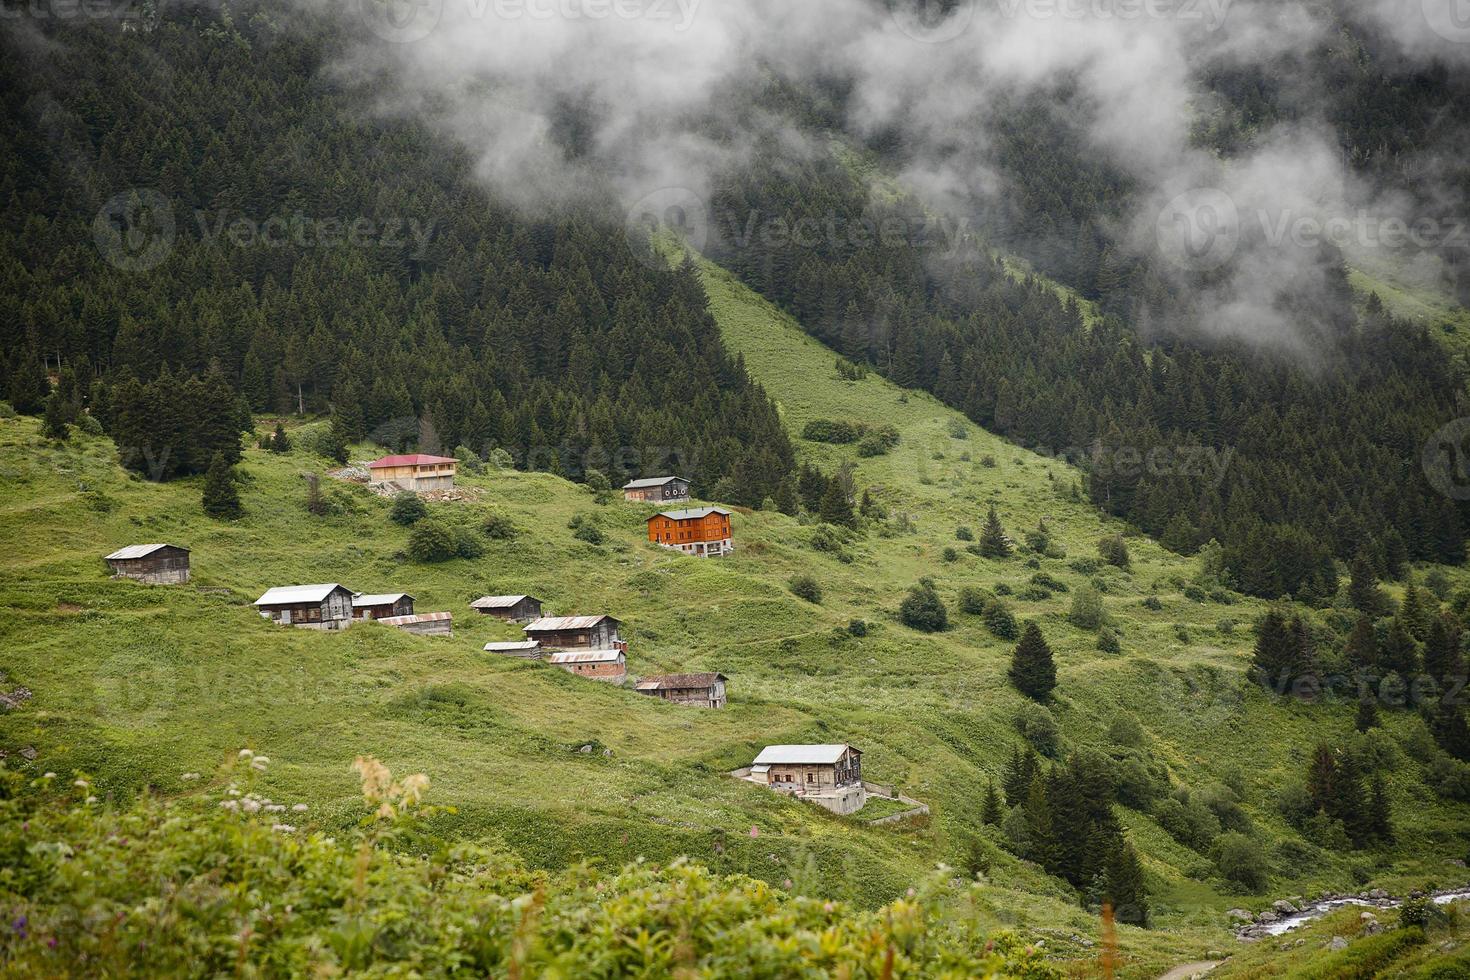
[366,453,457,492]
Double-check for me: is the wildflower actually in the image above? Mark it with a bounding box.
[238,749,254,760]
[12,916,27,939]
[250,756,270,771]
[783,878,793,889]
[749,825,759,838]
[85,795,97,805]
[47,937,57,949]
[399,772,430,806]
[42,772,55,779]
[823,902,835,913]
[291,803,308,813]
[219,800,239,811]
[241,799,261,813]
[73,779,88,789]
[180,772,200,781]
[265,804,285,813]
[270,823,296,833]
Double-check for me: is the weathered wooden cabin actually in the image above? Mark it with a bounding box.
[647,507,733,557]
[522,615,624,651]
[484,640,542,659]
[366,454,457,492]
[104,544,190,584]
[547,649,626,683]
[469,594,543,623]
[744,744,865,815]
[253,584,355,630]
[378,611,452,637]
[634,672,728,708]
[352,593,415,621]
[622,476,691,503]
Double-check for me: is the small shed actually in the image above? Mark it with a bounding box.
[635,672,728,708]
[484,640,542,659]
[470,594,543,623]
[622,476,691,503]
[523,615,624,652]
[353,593,415,621]
[378,611,453,637]
[254,584,355,630]
[547,649,626,683]
[104,544,190,585]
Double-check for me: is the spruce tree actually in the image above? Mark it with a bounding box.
[978,504,1013,558]
[1367,773,1393,843]
[899,581,948,632]
[1348,553,1385,615]
[1010,622,1057,701]
[818,479,855,528]
[1002,745,1039,804]
[1249,608,1292,690]
[1343,614,1379,674]
[1354,696,1380,732]
[41,393,70,441]
[1431,701,1470,762]
[981,780,1003,825]
[201,452,242,520]
[1424,612,1465,690]
[1103,839,1150,926]
[269,423,291,454]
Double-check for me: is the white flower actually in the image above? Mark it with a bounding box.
[238,749,254,760]
[250,757,270,771]
[265,804,285,813]
[291,803,308,812]
[84,795,98,805]
[73,779,89,788]
[180,772,200,781]
[219,800,240,811]
[270,824,296,833]
[42,772,56,779]
[241,799,261,813]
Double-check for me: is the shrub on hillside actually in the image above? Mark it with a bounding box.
[856,425,901,457]
[982,598,1019,640]
[789,575,823,604]
[408,519,457,562]
[1212,831,1269,892]
[481,511,518,539]
[1067,584,1106,631]
[958,586,989,616]
[800,419,863,444]
[1098,534,1131,569]
[899,582,948,632]
[1014,703,1060,757]
[390,492,427,526]
[573,523,605,545]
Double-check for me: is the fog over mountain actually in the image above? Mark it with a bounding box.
[319,0,1466,351]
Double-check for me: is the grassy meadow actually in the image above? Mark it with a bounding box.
[0,261,1467,975]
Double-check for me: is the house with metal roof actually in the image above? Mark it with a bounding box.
[621,475,690,503]
[103,544,190,584]
[253,584,354,630]
[634,672,728,708]
[546,648,626,683]
[352,592,415,621]
[647,507,733,557]
[377,611,452,637]
[469,594,543,623]
[484,640,543,659]
[522,614,624,651]
[741,744,865,814]
[366,453,457,492]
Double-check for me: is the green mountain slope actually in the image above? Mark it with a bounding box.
[1,262,1467,974]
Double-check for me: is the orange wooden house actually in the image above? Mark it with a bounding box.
[646,507,733,557]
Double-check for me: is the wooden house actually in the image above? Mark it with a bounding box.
[622,476,691,503]
[547,649,626,683]
[366,454,457,492]
[634,672,727,708]
[744,744,865,815]
[484,640,542,659]
[522,615,624,651]
[378,611,452,637]
[104,544,190,585]
[469,594,543,623]
[647,507,733,557]
[253,584,354,630]
[352,592,415,621]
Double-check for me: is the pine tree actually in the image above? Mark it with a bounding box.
[201,452,242,520]
[1249,608,1292,691]
[1431,701,1470,762]
[978,503,1013,559]
[981,779,1003,825]
[1367,773,1393,843]
[818,479,855,528]
[1343,614,1379,674]
[41,393,70,441]
[1399,586,1432,642]
[1010,622,1057,701]
[1103,839,1150,926]
[269,423,292,454]
[1349,552,1385,615]
[1002,745,1039,804]
[899,581,948,632]
[1354,696,1380,732]
[1424,612,1466,690]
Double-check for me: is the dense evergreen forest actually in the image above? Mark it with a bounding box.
[0,1,795,503]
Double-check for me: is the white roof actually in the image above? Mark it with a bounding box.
[105,543,186,560]
[751,744,859,766]
[353,593,411,607]
[471,594,535,609]
[524,615,617,632]
[485,640,541,652]
[547,649,625,664]
[254,584,348,606]
[623,476,686,489]
[654,507,732,521]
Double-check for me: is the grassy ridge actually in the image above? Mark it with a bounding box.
[0,262,1466,974]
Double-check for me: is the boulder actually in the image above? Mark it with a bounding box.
[1368,888,1389,900]
[1328,937,1348,950]
[1273,899,1299,914]
[1256,911,1279,923]
[1227,908,1253,922]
